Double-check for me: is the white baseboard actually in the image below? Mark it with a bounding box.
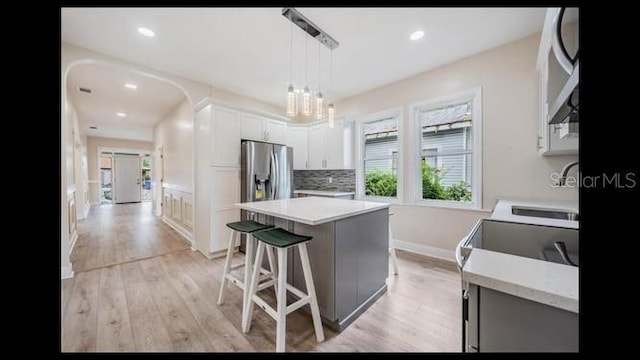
[69,231,79,255]
[162,216,194,247]
[393,239,455,263]
[61,265,74,279]
[90,202,100,206]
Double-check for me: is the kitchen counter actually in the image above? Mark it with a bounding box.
[491,198,578,229]
[294,189,355,198]
[235,196,388,225]
[235,196,390,331]
[459,198,579,313]
[462,248,578,313]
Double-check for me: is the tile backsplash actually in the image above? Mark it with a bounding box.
[294,169,356,192]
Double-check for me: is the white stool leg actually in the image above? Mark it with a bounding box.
[266,245,278,298]
[298,243,325,343]
[241,233,255,329]
[243,241,265,333]
[389,223,399,276]
[275,247,288,352]
[218,229,237,305]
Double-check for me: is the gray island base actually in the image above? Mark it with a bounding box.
[236,197,390,331]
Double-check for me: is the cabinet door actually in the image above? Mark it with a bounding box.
[265,119,286,144]
[326,119,344,169]
[241,113,265,141]
[286,126,309,170]
[210,167,240,253]
[308,124,327,169]
[211,107,242,166]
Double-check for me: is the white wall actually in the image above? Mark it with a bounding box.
[154,99,193,191]
[337,33,578,259]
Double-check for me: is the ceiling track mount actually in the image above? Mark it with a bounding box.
[282,7,339,50]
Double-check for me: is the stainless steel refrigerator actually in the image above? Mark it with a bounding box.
[241,140,293,203]
[239,141,293,253]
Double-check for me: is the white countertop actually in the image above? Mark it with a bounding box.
[294,190,355,197]
[235,197,390,225]
[460,198,579,313]
[491,198,579,229]
[463,248,578,313]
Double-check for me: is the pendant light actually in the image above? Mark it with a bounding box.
[302,34,312,116]
[327,48,335,128]
[316,41,324,120]
[286,21,297,116]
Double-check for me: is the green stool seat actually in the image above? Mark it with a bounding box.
[253,228,312,248]
[226,220,274,233]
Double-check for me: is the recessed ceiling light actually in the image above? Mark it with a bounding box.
[410,30,425,41]
[137,27,155,37]
[125,83,137,90]
[116,112,127,118]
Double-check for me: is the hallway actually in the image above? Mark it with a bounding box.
[70,202,191,273]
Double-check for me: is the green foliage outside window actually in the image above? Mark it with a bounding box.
[364,162,471,202]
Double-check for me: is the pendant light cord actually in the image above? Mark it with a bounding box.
[289,21,293,84]
[305,34,308,86]
[318,42,321,92]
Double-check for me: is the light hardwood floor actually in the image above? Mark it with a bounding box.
[63,203,461,352]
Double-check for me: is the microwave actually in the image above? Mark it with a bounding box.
[548,7,579,125]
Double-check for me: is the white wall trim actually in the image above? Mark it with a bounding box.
[87,180,99,184]
[162,182,193,194]
[68,231,79,256]
[196,96,291,123]
[162,216,194,246]
[61,265,74,279]
[90,202,100,206]
[393,239,455,263]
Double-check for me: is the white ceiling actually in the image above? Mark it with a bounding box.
[62,7,547,127]
[67,62,185,141]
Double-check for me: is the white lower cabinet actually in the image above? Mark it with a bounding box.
[208,167,240,254]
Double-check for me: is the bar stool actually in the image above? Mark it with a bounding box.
[389,212,399,275]
[218,220,278,328]
[243,227,325,353]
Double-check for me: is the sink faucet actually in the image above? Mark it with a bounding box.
[558,161,579,186]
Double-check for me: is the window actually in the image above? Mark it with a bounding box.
[357,109,401,200]
[412,88,482,208]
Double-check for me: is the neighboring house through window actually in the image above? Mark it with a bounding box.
[412,87,482,208]
[357,108,401,200]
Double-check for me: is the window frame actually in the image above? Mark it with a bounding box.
[356,107,403,203]
[410,87,482,209]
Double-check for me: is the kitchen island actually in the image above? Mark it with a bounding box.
[236,197,390,331]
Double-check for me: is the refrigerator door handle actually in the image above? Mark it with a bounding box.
[270,150,277,200]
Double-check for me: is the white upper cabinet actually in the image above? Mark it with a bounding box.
[286,126,309,170]
[326,119,345,169]
[212,106,242,166]
[241,113,266,142]
[536,8,579,156]
[307,120,345,169]
[241,114,287,144]
[308,124,327,169]
[195,105,243,167]
[265,118,286,144]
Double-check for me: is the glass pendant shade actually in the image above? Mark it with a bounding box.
[302,86,311,116]
[286,84,296,116]
[327,103,335,128]
[316,92,324,119]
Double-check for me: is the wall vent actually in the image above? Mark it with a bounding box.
[78,87,92,94]
[89,126,98,130]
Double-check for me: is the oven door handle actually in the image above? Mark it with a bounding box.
[455,236,468,272]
